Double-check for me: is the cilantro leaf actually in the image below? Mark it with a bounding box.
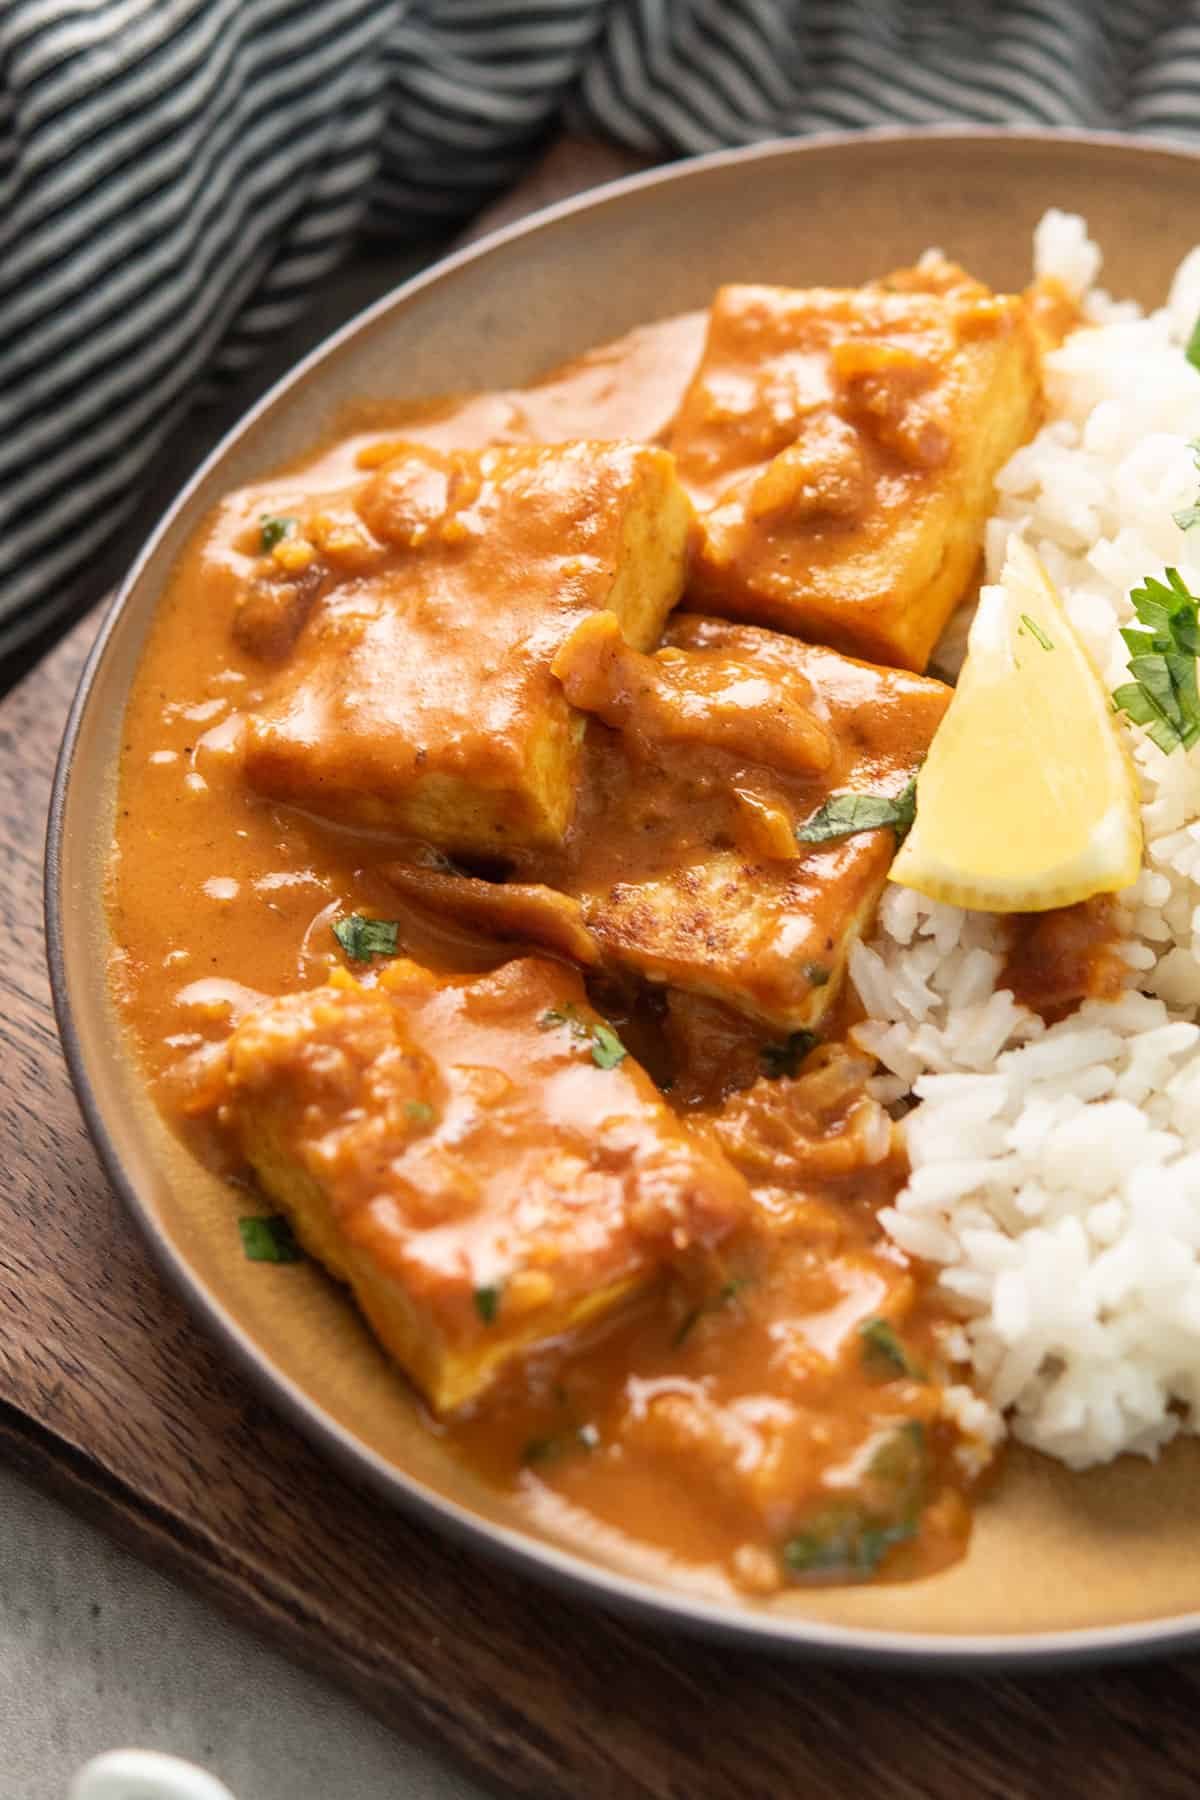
[672,1275,751,1347]
[795,772,919,846]
[260,514,297,552]
[1173,436,1200,531]
[759,1030,818,1079]
[671,1306,703,1349]
[332,914,401,961]
[1112,567,1200,754]
[783,1422,926,1579]
[404,1100,435,1125]
[539,1004,627,1069]
[783,1510,916,1579]
[1187,316,1200,374]
[589,1021,627,1069]
[522,1437,558,1465]
[869,1421,927,1497]
[474,1284,502,1325]
[859,1317,919,1378]
[522,1422,600,1465]
[239,1215,304,1264]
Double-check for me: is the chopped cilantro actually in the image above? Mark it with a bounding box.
[866,1422,928,1516]
[238,1214,303,1264]
[783,1422,926,1580]
[859,1317,919,1379]
[671,1306,703,1349]
[803,962,831,987]
[759,1030,818,1079]
[590,1020,627,1069]
[672,1275,750,1347]
[1173,437,1200,531]
[783,1510,916,1579]
[522,1422,600,1465]
[539,1003,627,1069]
[1187,313,1200,374]
[259,514,297,553]
[332,914,401,961]
[1018,613,1054,651]
[404,1100,435,1125]
[1112,567,1200,754]
[855,1520,918,1571]
[795,772,919,847]
[522,1437,558,1465]
[474,1284,502,1325]
[869,1420,927,1490]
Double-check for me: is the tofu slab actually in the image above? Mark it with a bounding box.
[551,613,952,1033]
[240,441,694,853]
[384,616,951,1038]
[218,956,749,1413]
[669,259,1042,671]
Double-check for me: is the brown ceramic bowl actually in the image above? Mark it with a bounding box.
[46,128,1200,1668]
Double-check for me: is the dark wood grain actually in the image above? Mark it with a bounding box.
[6,137,1200,1800]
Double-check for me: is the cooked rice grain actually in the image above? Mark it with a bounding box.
[857,213,1200,1468]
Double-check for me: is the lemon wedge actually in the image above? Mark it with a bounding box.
[889,538,1142,912]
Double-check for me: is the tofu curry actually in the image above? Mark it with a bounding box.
[109,255,1056,1594]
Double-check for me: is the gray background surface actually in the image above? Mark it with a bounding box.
[1,1462,489,1800]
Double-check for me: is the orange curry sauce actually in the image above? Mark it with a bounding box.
[109,313,987,1596]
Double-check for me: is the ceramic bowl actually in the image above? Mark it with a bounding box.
[47,128,1200,1666]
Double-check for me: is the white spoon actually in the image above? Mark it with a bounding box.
[69,1749,237,1800]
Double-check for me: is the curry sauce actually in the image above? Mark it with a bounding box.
[108,263,1043,1595]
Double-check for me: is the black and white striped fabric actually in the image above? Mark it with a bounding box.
[4,0,1200,654]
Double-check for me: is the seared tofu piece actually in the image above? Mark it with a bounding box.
[543,612,950,1035]
[669,258,1042,671]
[240,441,694,855]
[574,846,885,1036]
[383,862,602,967]
[217,955,749,1413]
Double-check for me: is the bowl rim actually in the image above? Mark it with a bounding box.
[45,123,1200,1672]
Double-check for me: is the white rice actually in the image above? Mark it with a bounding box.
[855,211,1200,1469]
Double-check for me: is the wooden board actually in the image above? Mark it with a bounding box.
[7,137,1200,1799]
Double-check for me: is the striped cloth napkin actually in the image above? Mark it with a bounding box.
[3,0,1198,660]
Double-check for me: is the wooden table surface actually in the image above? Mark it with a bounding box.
[6,138,1200,1800]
